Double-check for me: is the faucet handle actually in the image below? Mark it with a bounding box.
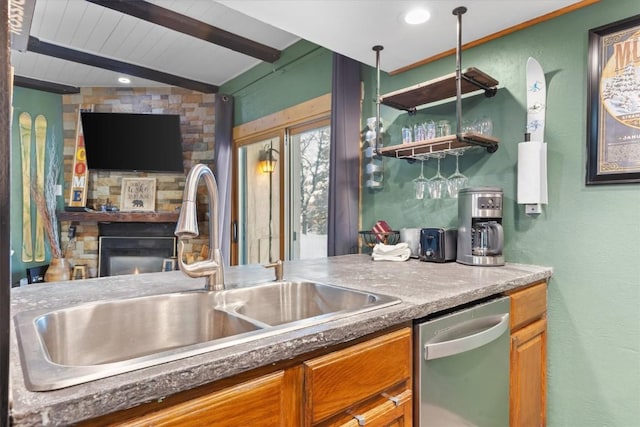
[265,260,283,281]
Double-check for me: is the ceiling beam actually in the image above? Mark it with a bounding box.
[86,0,282,63]
[27,36,218,93]
[13,75,80,94]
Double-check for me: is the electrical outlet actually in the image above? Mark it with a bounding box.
[55,184,63,196]
[68,225,76,239]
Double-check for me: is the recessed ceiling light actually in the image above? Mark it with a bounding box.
[118,77,131,84]
[404,8,430,25]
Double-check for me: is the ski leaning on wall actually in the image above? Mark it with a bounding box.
[18,112,32,262]
[34,114,47,262]
[18,111,51,263]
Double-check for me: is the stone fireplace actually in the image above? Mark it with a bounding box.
[98,222,176,277]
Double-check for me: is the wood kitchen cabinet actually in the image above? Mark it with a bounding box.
[84,368,302,426]
[508,281,548,427]
[304,327,412,426]
[81,327,412,427]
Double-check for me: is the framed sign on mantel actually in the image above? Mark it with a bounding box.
[586,14,640,185]
[120,178,156,212]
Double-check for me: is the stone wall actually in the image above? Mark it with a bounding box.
[60,87,215,277]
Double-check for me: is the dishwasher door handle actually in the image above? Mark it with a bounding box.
[424,313,510,361]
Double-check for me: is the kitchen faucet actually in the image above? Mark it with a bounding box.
[175,164,225,291]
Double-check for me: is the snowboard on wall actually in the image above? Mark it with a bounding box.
[526,57,546,142]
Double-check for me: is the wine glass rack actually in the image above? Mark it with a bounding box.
[372,6,500,161]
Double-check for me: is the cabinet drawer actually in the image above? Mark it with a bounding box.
[509,281,547,331]
[338,389,412,427]
[304,328,412,425]
[111,371,286,426]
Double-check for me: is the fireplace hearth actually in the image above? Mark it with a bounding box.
[98,223,176,277]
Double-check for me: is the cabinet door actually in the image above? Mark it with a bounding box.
[112,370,293,427]
[304,328,412,426]
[510,318,547,427]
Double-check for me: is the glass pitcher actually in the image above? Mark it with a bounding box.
[471,221,503,256]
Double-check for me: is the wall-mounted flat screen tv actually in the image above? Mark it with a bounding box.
[81,112,185,173]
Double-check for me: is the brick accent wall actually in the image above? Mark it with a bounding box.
[60,87,215,277]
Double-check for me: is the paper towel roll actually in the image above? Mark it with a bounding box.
[517,141,548,204]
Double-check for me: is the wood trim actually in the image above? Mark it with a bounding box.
[390,0,601,75]
[233,94,331,141]
[86,0,281,63]
[288,117,331,136]
[26,36,218,93]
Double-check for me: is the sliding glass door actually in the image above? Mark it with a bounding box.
[289,121,330,260]
[231,94,332,266]
[234,135,281,265]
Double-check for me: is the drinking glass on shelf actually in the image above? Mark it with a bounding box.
[462,117,477,133]
[447,150,469,198]
[425,120,436,139]
[401,126,412,144]
[436,120,452,138]
[478,116,493,136]
[428,154,447,199]
[414,123,426,142]
[413,160,428,200]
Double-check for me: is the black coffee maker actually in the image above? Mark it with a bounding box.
[456,187,505,266]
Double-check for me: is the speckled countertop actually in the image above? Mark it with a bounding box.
[9,255,552,426]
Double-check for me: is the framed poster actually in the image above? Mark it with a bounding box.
[120,178,156,212]
[587,14,640,185]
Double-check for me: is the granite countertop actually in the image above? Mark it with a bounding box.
[9,254,552,426]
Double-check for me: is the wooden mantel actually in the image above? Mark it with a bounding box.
[58,211,179,223]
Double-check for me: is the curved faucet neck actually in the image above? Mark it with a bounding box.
[175,164,224,290]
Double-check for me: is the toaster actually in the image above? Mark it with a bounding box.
[419,228,457,262]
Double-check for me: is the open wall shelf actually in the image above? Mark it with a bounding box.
[380,68,499,113]
[372,6,500,159]
[379,132,498,160]
[58,211,179,223]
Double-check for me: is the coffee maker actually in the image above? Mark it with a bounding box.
[457,187,505,266]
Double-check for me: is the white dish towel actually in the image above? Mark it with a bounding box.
[372,242,411,262]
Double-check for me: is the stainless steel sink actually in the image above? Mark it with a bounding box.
[14,281,399,391]
[35,292,261,366]
[219,281,386,326]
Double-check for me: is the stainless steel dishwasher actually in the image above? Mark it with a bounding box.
[414,296,511,427]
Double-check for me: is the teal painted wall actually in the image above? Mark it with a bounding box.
[213,2,640,422]
[361,1,639,425]
[10,87,64,285]
[220,40,332,124]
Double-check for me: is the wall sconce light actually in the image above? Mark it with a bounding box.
[259,144,278,173]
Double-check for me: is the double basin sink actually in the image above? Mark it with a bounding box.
[14,280,399,391]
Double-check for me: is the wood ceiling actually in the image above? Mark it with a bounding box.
[10,0,599,94]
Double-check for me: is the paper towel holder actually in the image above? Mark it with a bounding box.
[518,132,548,215]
